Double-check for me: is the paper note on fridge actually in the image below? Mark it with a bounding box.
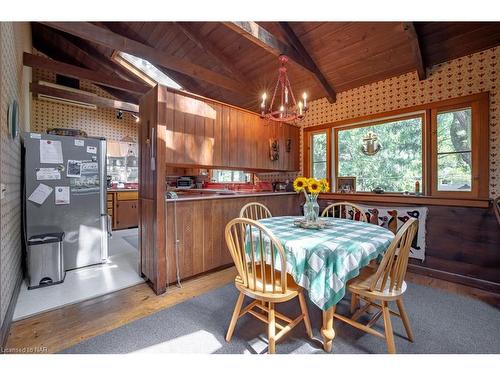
[86,146,97,154]
[55,186,70,205]
[36,168,61,181]
[28,183,53,205]
[40,139,63,164]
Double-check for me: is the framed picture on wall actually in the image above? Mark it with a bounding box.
[337,176,356,193]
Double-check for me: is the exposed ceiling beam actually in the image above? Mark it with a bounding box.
[41,22,251,93]
[174,22,245,81]
[24,53,150,95]
[278,22,336,103]
[222,22,311,69]
[32,23,141,104]
[402,22,426,80]
[30,82,139,113]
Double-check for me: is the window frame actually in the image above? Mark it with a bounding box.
[304,129,332,189]
[430,102,480,198]
[210,169,254,184]
[303,92,489,203]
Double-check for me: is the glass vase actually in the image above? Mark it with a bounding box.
[303,194,320,223]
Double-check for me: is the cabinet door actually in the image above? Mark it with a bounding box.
[116,200,139,229]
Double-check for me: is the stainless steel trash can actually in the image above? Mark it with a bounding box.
[27,232,65,289]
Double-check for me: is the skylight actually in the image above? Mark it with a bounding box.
[118,51,182,90]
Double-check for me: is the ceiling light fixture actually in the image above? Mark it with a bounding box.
[260,55,308,123]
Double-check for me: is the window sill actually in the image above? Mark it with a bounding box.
[319,192,490,208]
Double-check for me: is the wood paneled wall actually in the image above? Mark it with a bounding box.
[140,85,301,294]
[159,88,300,171]
[139,86,167,294]
[319,198,500,292]
[165,194,300,285]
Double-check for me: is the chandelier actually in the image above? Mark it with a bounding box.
[260,55,308,123]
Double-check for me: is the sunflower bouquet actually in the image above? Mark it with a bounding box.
[293,177,329,222]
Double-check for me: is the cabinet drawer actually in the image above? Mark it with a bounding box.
[107,208,113,216]
[107,193,114,202]
[117,191,139,201]
[107,201,113,209]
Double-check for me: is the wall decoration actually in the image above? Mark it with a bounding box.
[337,176,356,193]
[361,131,381,156]
[302,47,499,198]
[269,138,279,161]
[357,204,428,261]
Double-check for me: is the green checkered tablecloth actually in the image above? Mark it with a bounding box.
[253,216,395,311]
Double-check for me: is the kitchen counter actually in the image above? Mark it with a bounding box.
[107,188,138,192]
[165,191,297,202]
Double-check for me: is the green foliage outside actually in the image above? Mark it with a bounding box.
[337,118,423,192]
[436,108,472,191]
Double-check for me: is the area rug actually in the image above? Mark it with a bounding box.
[61,281,500,354]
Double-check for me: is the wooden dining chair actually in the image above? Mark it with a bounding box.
[224,217,312,354]
[321,201,367,222]
[333,217,418,354]
[239,202,273,220]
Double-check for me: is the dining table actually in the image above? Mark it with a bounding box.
[255,215,395,352]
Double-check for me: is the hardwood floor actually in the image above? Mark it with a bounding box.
[5,266,237,354]
[5,267,498,354]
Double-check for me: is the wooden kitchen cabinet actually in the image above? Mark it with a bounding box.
[107,191,139,230]
[164,193,300,285]
[162,88,300,171]
[115,200,139,229]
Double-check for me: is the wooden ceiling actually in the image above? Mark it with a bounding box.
[31,22,500,111]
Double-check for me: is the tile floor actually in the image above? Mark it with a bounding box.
[13,228,143,321]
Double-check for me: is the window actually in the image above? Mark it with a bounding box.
[311,132,328,180]
[212,170,252,183]
[337,116,423,192]
[436,108,472,192]
[304,92,489,202]
[114,51,182,90]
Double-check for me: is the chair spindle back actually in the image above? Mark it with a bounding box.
[239,202,273,221]
[321,201,367,222]
[370,218,418,293]
[225,218,287,294]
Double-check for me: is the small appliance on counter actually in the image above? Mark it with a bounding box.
[176,176,195,188]
[273,181,287,191]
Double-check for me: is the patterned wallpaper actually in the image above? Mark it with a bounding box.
[301,47,499,198]
[31,59,138,142]
[0,22,31,327]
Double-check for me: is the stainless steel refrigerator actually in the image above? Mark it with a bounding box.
[23,132,109,270]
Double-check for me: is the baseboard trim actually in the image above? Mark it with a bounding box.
[407,263,500,294]
[0,273,23,351]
